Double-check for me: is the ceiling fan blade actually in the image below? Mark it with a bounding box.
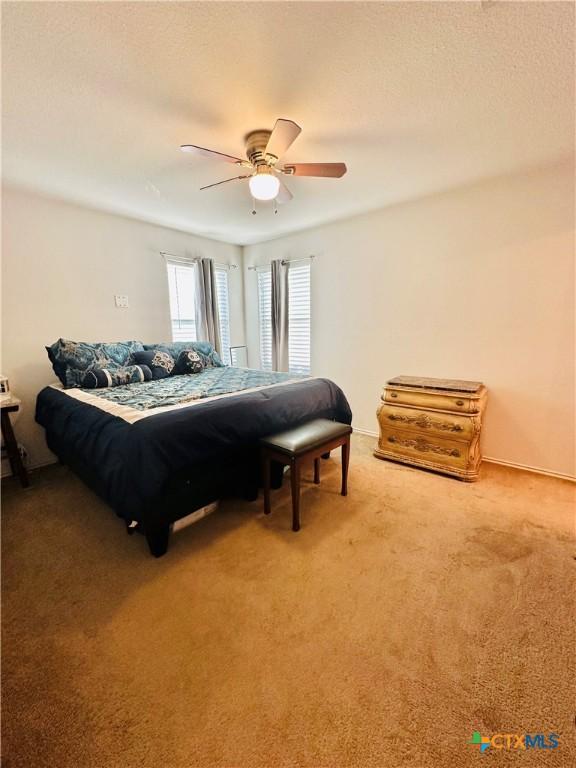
[276,179,293,205]
[180,145,243,164]
[265,119,302,160]
[283,162,347,178]
[200,175,249,191]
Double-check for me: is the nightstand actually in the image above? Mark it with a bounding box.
[1,396,30,488]
[374,376,487,481]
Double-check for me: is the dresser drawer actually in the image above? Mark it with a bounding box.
[377,426,470,470]
[378,404,475,440]
[384,387,483,414]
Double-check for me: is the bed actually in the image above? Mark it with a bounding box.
[36,365,352,556]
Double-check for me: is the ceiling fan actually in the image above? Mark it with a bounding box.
[180,118,347,206]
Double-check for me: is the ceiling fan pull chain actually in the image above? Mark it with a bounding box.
[274,200,278,215]
[251,197,257,216]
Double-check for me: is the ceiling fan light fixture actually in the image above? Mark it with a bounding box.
[249,168,280,201]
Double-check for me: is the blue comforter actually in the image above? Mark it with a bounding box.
[36,369,352,521]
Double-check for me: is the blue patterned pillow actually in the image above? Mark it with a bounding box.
[70,364,152,389]
[133,350,174,379]
[143,342,224,369]
[175,349,204,375]
[45,345,68,386]
[46,339,145,386]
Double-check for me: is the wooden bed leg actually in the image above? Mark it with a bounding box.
[145,522,171,558]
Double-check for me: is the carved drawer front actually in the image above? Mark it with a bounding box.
[378,427,469,470]
[384,387,481,414]
[379,404,474,440]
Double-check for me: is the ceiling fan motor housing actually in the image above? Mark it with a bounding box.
[245,129,274,166]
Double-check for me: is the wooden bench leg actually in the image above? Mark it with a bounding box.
[262,451,272,515]
[314,457,320,484]
[270,461,284,490]
[291,458,301,532]
[341,436,350,497]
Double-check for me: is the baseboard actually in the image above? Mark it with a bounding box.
[1,457,58,480]
[29,458,59,472]
[4,443,574,484]
[353,427,379,438]
[352,428,575,482]
[482,456,575,482]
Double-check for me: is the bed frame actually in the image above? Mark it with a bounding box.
[48,432,286,556]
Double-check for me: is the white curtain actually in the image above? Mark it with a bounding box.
[194,258,222,355]
[271,259,289,371]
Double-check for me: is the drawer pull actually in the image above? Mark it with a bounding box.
[387,413,465,433]
[388,435,460,458]
[390,392,398,398]
[456,400,464,406]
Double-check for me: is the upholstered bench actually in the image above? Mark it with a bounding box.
[260,419,352,532]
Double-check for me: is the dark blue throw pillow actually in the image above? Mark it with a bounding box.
[133,350,175,379]
[175,349,204,375]
[143,342,225,368]
[80,365,152,389]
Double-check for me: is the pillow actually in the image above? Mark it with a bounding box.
[204,349,224,368]
[46,338,145,385]
[133,350,175,379]
[69,364,152,389]
[175,349,204,375]
[143,342,225,369]
[45,345,68,386]
[190,341,225,368]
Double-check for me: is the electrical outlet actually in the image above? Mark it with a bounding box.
[114,295,129,308]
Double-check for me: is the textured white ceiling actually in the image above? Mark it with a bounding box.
[2,1,574,245]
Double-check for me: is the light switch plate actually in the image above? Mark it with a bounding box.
[114,295,129,308]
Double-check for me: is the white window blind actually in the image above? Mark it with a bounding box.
[257,269,273,371]
[288,262,311,375]
[256,261,311,375]
[215,267,231,365]
[167,261,197,342]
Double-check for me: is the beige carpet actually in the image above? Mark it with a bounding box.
[2,435,574,767]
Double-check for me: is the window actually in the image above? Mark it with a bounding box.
[257,269,273,371]
[166,260,231,362]
[256,261,311,375]
[167,260,196,342]
[214,267,231,365]
[288,262,311,375]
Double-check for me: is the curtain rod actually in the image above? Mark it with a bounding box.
[247,255,315,271]
[160,252,238,270]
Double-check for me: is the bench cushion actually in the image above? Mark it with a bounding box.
[261,418,352,455]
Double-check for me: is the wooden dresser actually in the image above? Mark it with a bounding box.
[374,376,487,481]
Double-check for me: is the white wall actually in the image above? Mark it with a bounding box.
[1,186,245,468]
[244,162,575,479]
[3,163,574,479]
